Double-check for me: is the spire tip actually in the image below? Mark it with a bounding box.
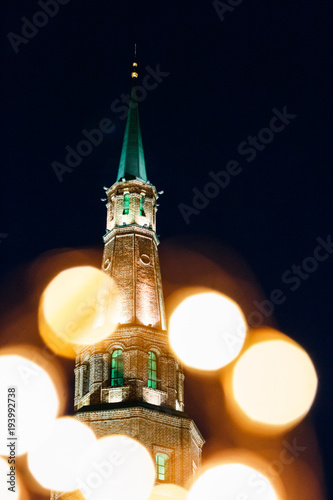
[132,44,138,79]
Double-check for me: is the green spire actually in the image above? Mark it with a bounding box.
[116,48,147,182]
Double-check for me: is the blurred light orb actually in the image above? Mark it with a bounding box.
[28,417,96,492]
[0,456,20,499]
[149,483,188,499]
[76,435,155,500]
[188,463,278,500]
[0,355,59,456]
[169,292,247,370]
[232,340,318,425]
[39,266,120,358]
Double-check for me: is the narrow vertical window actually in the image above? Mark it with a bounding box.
[140,196,145,216]
[83,363,90,394]
[123,194,129,215]
[156,453,168,481]
[148,351,158,389]
[111,349,123,387]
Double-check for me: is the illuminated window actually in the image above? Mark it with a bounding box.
[123,194,129,215]
[156,453,168,481]
[140,196,145,216]
[111,350,123,387]
[148,351,158,389]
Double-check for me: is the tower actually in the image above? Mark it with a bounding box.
[69,54,204,493]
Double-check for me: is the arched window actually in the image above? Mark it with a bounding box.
[123,194,129,215]
[148,351,158,389]
[156,453,169,482]
[111,350,123,387]
[140,196,145,216]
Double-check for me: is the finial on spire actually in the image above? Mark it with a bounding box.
[117,45,147,183]
[132,43,138,79]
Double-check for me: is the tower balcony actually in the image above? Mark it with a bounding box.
[142,386,167,406]
[101,385,130,403]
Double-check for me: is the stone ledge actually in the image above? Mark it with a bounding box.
[75,399,190,419]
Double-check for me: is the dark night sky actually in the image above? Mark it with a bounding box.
[1,0,332,497]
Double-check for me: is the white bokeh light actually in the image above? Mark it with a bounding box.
[0,354,59,456]
[28,417,97,492]
[149,483,188,499]
[169,292,247,370]
[232,340,318,425]
[188,463,278,500]
[76,435,155,500]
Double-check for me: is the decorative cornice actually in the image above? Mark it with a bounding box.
[75,399,189,418]
[103,224,160,245]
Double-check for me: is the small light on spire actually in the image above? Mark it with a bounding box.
[132,43,138,78]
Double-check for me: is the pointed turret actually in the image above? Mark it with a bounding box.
[116,47,147,182]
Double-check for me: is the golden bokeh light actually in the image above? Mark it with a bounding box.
[0,355,59,456]
[188,462,278,500]
[149,483,188,499]
[28,417,97,492]
[0,455,20,499]
[169,291,247,370]
[39,266,120,358]
[232,339,318,426]
[76,435,155,500]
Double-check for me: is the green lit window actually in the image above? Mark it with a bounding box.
[111,349,123,387]
[140,196,145,216]
[123,194,129,215]
[156,453,168,481]
[148,351,158,389]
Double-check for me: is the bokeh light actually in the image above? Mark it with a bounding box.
[188,463,278,500]
[0,354,59,456]
[0,456,20,499]
[149,483,188,499]
[232,339,318,426]
[39,266,120,358]
[50,491,85,500]
[28,417,96,492]
[169,291,247,370]
[76,435,155,500]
